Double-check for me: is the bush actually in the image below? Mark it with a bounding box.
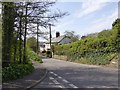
[27,48,43,63]
[2,64,34,82]
[54,20,119,65]
[35,56,43,63]
[79,52,116,65]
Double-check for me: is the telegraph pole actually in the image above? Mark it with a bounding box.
[37,22,39,55]
[19,11,22,64]
[49,24,52,58]
[23,3,28,64]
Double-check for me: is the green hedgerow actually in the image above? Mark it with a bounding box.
[2,64,34,82]
[27,48,43,64]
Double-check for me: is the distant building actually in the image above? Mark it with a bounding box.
[44,32,71,51]
[39,42,46,52]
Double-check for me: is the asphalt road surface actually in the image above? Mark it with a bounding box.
[32,58,119,89]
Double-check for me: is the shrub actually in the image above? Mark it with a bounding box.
[54,28,118,65]
[2,64,34,82]
[35,56,43,63]
[27,48,43,63]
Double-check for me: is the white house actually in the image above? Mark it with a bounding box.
[39,42,45,52]
[44,32,71,51]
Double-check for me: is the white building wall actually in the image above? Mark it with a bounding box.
[45,43,50,51]
[40,47,44,52]
[44,37,70,51]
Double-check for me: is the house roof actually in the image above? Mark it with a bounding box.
[46,35,65,43]
[52,35,65,42]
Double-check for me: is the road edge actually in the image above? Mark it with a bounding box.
[26,69,48,89]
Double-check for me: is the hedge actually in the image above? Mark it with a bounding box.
[2,64,34,82]
[54,19,119,65]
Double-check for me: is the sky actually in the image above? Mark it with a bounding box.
[39,0,119,41]
[0,0,119,42]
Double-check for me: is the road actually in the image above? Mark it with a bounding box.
[31,58,119,89]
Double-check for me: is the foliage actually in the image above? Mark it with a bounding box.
[2,64,34,82]
[0,20,1,48]
[98,29,114,39]
[1,1,67,83]
[2,2,16,66]
[2,1,68,67]
[27,37,38,53]
[54,19,119,65]
[27,47,43,63]
[112,18,120,51]
[64,30,79,43]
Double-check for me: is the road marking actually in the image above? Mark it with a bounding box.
[49,71,78,88]
[86,86,94,88]
[101,86,112,88]
[50,72,54,74]
[58,76,62,79]
[62,79,69,83]
[69,84,78,88]
[50,71,58,76]
[53,73,58,76]
[58,85,63,88]
[49,77,54,80]
[49,76,64,88]
[48,83,54,85]
[52,79,60,84]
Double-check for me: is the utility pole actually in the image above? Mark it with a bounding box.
[19,11,22,64]
[23,3,28,64]
[49,24,52,58]
[37,22,39,55]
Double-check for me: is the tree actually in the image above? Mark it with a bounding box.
[112,18,120,51]
[18,1,68,60]
[64,30,79,43]
[27,37,37,52]
[98,29,113,39]
[0,14,2,65]
[2,1,68,66]
[2,2,16,67]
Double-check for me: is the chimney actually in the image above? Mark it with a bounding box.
[56,32,60,37]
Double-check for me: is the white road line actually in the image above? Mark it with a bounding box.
[48,83,54,85]
[62,79,69,83]
[86,86,94,88]
[50,72,54,74]
[58,85,63,88]
[101,86,112,88]
[49,77,54,80]
[69,84,78,88]
[53,73,58,76]
[58,76,62,79]
[50,71,58,76]
[52,79,60,84]
[49,71,78,88]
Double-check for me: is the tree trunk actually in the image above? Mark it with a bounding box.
[2,2,15,67]
[37,23,39,55]
[23,3,28,64]
[19,16,22,64]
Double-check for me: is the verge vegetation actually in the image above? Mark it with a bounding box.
[54,19,120,66]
